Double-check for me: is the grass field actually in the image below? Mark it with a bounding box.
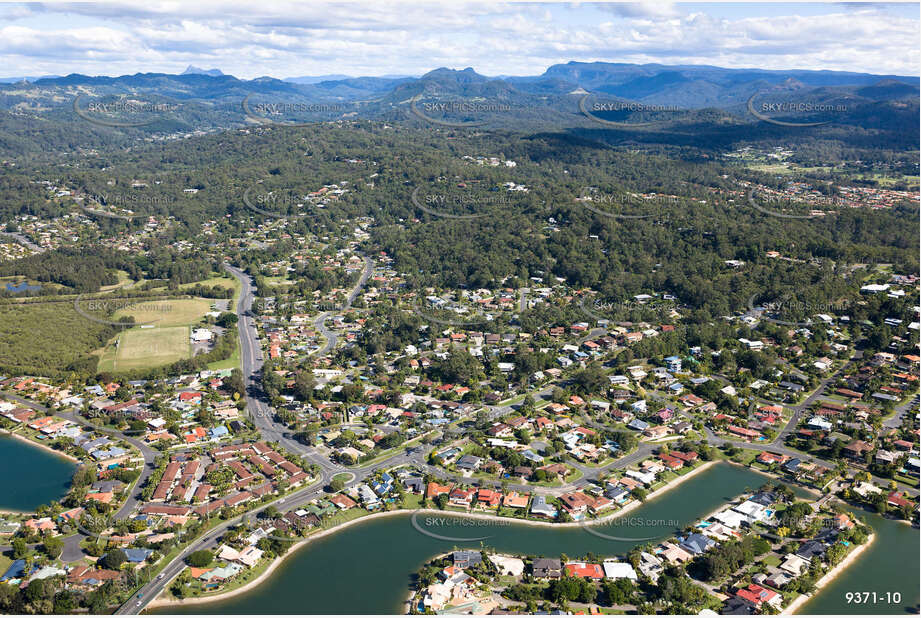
[98,326,191,372]
[179,275,238,292]
[207,342,240,371]
[111,297,212,327]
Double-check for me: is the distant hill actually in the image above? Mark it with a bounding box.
[285,74,353,84]
[0,75,62,83]
[181,66,224,77]
[0,61,915,155]
[4,61,914,110]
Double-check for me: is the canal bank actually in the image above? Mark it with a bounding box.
[797,511,919,615]
[0,433,76,512]
[782,533,875,615]
[153,463,788,614]
[149,463,919,615]
[147,461,720,610]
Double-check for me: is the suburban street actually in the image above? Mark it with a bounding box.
[311,254,373,357]
[3,264,900,615]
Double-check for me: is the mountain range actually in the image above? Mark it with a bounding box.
[0,61,916,155]
[3,60,915,106]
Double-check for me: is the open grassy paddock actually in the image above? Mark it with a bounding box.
[110,297,212,327]
[97,325,191,372]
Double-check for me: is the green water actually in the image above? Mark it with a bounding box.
[799,509,919,615]
[155,464,764,613]
[154,463,919,614]
[0,434,75,512]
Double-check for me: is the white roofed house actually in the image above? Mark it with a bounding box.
[732,500,770,524]
[602,560,638,580]
[637,552,663,581]
[625,469,657,486]
[713,509,747,530]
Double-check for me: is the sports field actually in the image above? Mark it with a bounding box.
[97,325,190,372]
[111,297,212,327]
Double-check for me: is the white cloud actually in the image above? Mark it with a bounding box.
[0,1,916,77]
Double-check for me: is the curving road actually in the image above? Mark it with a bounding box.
[312,254,373,357]
[104,268,918,612]
[0,390,160,561]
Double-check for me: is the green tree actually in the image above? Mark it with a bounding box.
[100,549,127,570]
[41,537,63,559]
[187,549,213,568]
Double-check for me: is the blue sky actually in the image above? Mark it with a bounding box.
[0,2,917,78]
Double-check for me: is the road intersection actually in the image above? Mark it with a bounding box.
[7,262,913,614]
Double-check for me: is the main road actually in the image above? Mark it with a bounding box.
[222,256,372,467]
[113,267,918,612]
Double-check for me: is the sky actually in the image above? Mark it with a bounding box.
[0,1,918,79]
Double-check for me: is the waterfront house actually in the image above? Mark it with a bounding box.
[452,550,482,568]
[779,553,809,576]
[604,484,630,504]
[449,487,475,508]
[564,562,604,580]
[476,488,502,509]
[735,584,782,610]
[680,532,716,555]
[638,552,663,581]
[503,491,530,509]
[658,542,693,564]
[491,555,525,577]
[721,597,757,615]
[530,495,557,518]
[532,558,562,579]
[559,492,592,519]
[602,560,638,581]
[330,494,358,510]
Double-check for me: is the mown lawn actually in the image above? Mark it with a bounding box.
[99,325,190,372]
